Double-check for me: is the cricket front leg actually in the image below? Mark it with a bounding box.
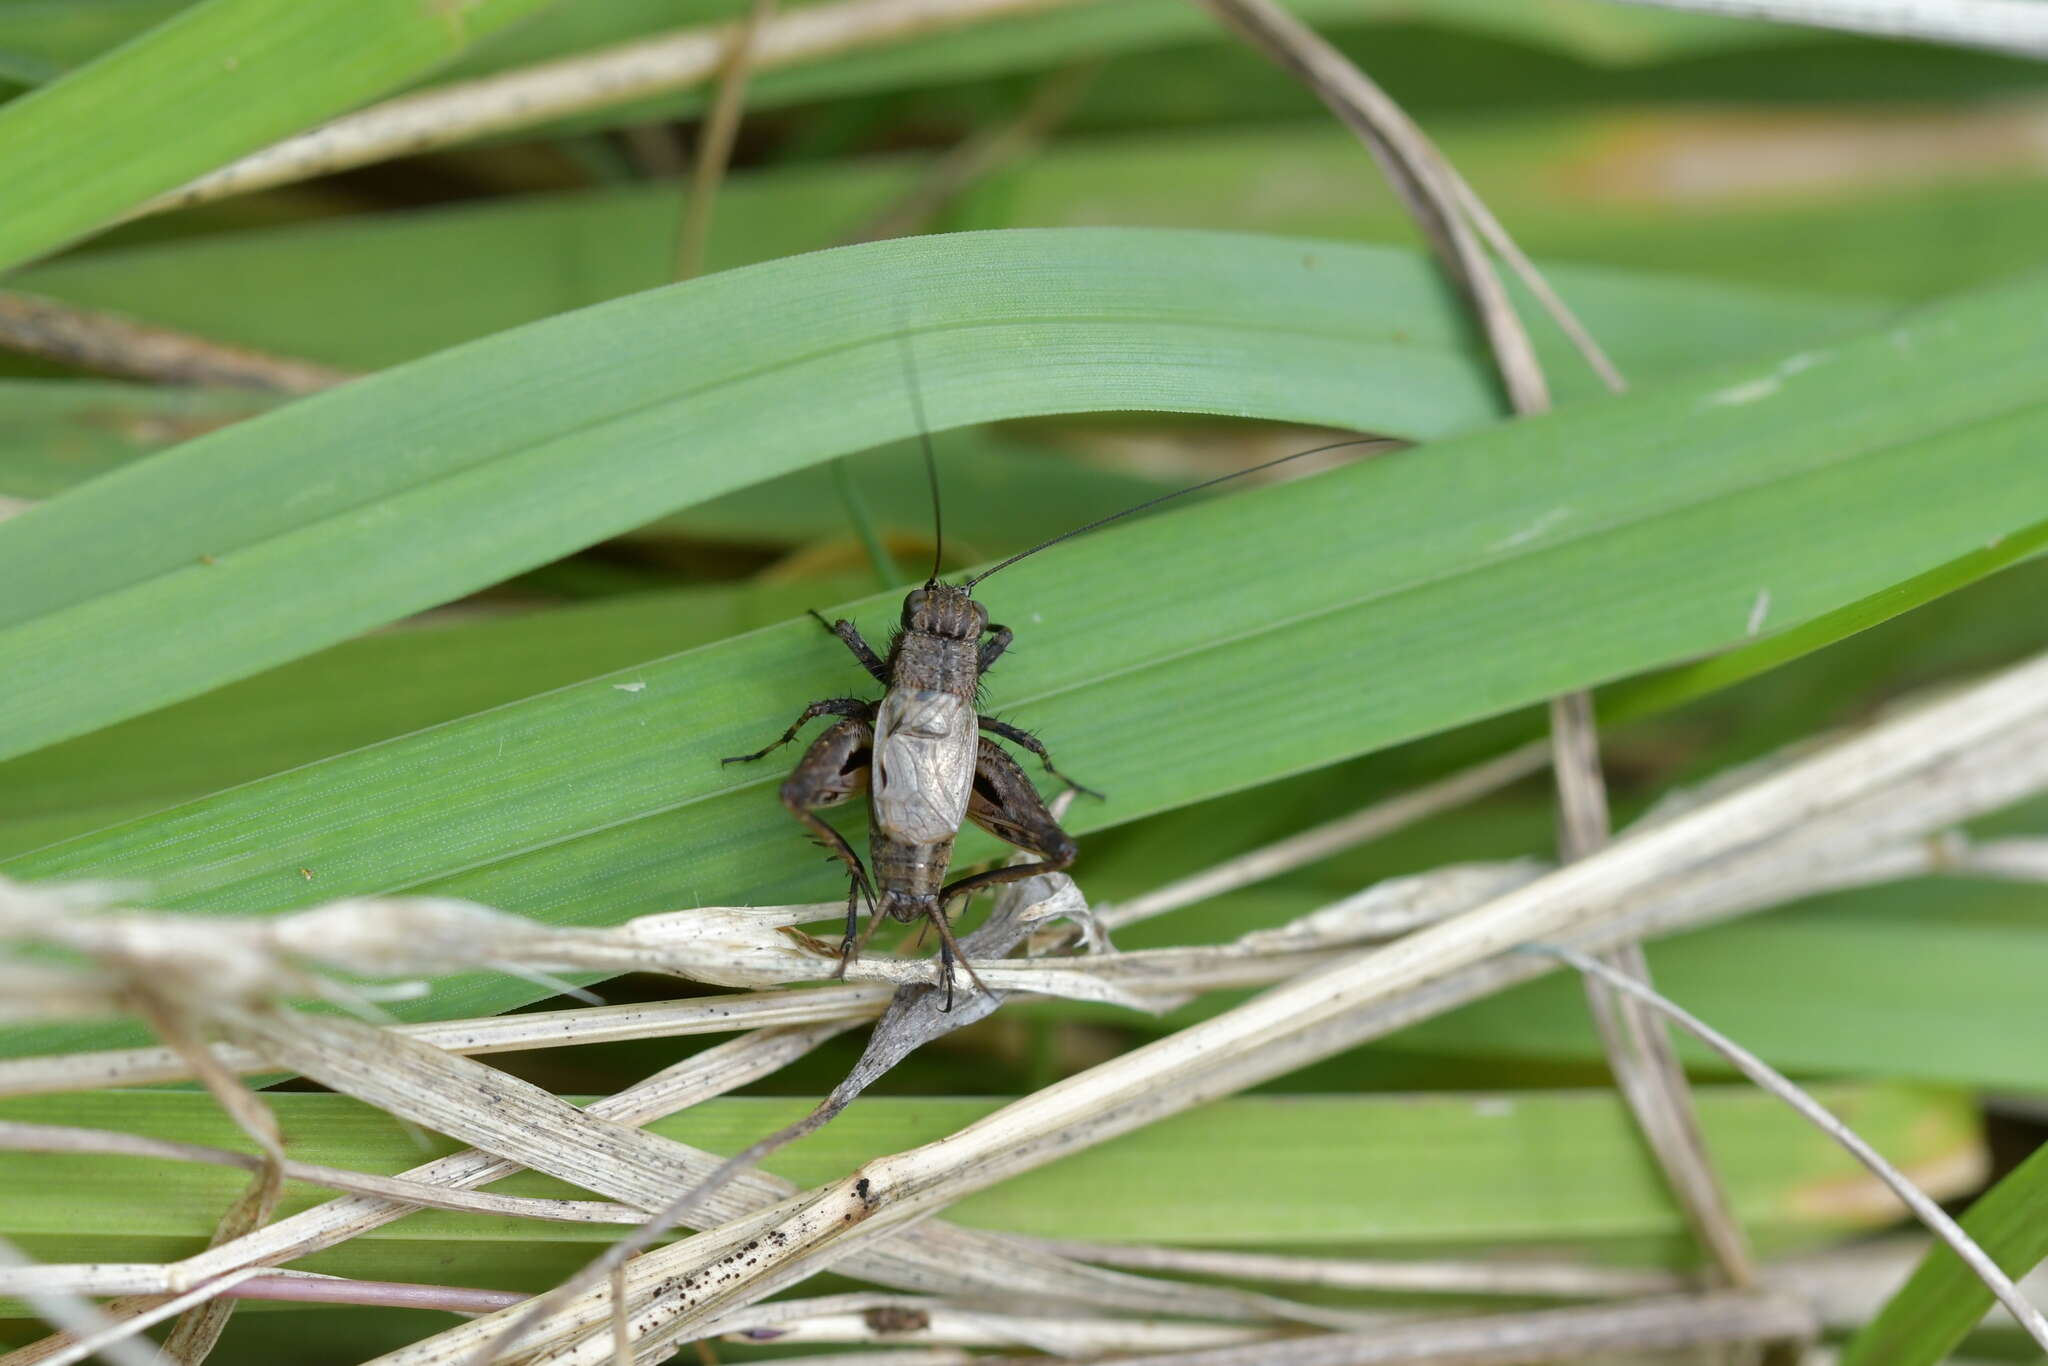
[722,697,871,765]
[977,715,1104,800]
[940,738,1079,913]
[777,716,877,962]
[976,623,1013,674]
[808,608,890,686]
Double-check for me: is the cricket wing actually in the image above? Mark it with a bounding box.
[871,688,977,844]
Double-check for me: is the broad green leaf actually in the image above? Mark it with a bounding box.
[0,1084,1977,1283]
[0,0,558,272]
[1843,1136,2048,1365]
[0,229,1885,761]
[7,234,2047,1056]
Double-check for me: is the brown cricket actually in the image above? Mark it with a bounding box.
[723,335,1380,1004]
[721,564,1097,1005]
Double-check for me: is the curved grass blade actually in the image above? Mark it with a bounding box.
[0,228,1874,762]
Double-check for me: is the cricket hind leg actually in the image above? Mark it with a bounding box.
[928,909,991,1012]
[774,716,878,956]
[977,715,1104,801]
[938,737,1080,916]
[722,697,871,766]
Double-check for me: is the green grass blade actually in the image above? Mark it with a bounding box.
[1608,517,2048,725]
[1374,884,2048,1095]
[6,237,2047,1053]
[0,577,869,857]
[1842,1137,2048,1365]
[0,228,1883,762]
[0,0,557,272]
[0,382,1172,557]
[0,1083,1977,1288]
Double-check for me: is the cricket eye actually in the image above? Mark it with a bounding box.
[901,589,927,625]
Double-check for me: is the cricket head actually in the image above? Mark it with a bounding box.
[900,581,986,641]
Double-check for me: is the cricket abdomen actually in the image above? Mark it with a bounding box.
[870,687,976,845]
[870,832,954,922]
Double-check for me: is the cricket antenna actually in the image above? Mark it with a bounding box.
[894,324,944,587]
[963,434,1391,589]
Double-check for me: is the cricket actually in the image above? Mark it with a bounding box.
[723,336,1379,1006]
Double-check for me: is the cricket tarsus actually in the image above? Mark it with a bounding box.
[719,696,869,765]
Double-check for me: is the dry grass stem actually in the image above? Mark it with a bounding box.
[0,986,893,1097]
[129,0,1095,221]
[204,1273,525,1314]
[1023,1240,1689,1299]
[675,0,778,280]
[711,1296,1293,1349]
[0,1238,171,1366]
[1773,1237,2048,1331]
[1544,944,2048,1348]
[0,292,356,392]
[1609,0,2048,58]
[1091,739,1550,933]
[1195,0,1748,1287]
[981,1291,1814,1364]
[1193,0,1547,412]
[125,987,287,1362]
[1556,690,1752,1287]
[845,59,1100,244]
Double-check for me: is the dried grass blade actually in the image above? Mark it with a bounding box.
[131,0,1096,219]
[1608,0,2048,58]
[1543,945,2048,1349]
[953,1291,1813,1364]
[0,987,891,1097]
[676,0,777,280]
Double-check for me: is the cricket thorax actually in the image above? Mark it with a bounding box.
[870,688,977,845]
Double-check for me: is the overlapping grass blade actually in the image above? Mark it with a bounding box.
[0,228,1891,762]
[0,577,864,858]
[0,1083,1976,1286]
[0,0,558,273]
[6,236,2048,1055]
